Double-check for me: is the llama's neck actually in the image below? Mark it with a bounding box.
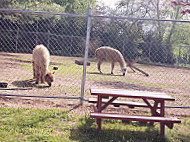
[45,67,50,74]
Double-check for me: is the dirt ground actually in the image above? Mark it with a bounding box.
[0,52,190,117]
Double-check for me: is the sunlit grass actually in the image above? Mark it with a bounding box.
[0,107,75,142]
[0,107,189,142]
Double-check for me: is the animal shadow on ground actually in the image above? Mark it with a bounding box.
[87,72,123,76]
[12,79,50,89]
[69,117,169,142]
[68,104,82,111]
[87,71,146,77]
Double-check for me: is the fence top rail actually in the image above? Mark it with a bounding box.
[1,8,190,23]
[0,8,88,18]
[0,93,81,99]
[91,15,190,23]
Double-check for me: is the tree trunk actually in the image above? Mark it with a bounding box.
[166,7,180,44]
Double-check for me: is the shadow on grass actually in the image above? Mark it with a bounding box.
[12,79,50,89]
[87,72,123,76]
[69,116,172,142]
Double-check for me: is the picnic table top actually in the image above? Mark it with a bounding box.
[90,88,175,101]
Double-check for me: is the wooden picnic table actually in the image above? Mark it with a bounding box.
[89,88,181,136]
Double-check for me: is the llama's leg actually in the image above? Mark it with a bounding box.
[40,65,46,84]
[97,60,103,73]
[41,76,45,84]
[33,61,36,79]
[39,67,45,83]
[35,65,40,84]
[111,62,114,74]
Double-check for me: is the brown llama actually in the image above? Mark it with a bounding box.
[95,46,127,76]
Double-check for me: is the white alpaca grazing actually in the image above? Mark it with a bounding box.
[32,44,54,86]
[95,46,127,76]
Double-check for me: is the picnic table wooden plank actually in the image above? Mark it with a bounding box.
[90,112,181,123]
[88,97,161,108]
[90,88,175,101]
[90,112,181,136]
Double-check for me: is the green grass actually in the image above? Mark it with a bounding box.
[0,107,74,142]
[20,63,32,73]
[0,107,189,142]
[76,116,190,142]
[55,63,83,79]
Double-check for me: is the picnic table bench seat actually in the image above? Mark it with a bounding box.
[90,112,181,124]
[90,112,181,131]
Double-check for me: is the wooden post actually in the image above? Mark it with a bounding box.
[126,57,149,76]
[97,95,102,132]
[160,100,165,136]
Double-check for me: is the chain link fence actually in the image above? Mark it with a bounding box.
[85,16,190,114]
[0,8,190,115]
[0,9,88,100]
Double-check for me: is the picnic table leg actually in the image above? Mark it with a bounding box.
[97,95,102,132]
[160,100,165,136]
[97,119,101,132]
[149,101,160,125]
[152,101,159,116]
[143,99,163,126]
[161,123,165,136]
[143,99,159,116]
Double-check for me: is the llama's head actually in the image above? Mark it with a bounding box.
[45,72,54,86]
[122,68,127,76]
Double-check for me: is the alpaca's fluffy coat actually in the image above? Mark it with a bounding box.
[95,46,127,76]
[32,44,54,86]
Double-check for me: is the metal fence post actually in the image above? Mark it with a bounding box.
[80,7,92,105]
